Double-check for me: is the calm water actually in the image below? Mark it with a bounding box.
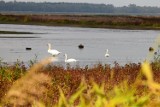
[0,24,159,67]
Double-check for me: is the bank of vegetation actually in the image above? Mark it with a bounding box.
[1,14,160,30]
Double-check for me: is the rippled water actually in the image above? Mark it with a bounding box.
[0,24,159,67]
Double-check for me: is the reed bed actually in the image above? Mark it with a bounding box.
[0,55,159,106]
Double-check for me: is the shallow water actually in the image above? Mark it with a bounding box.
[0,24,159,67]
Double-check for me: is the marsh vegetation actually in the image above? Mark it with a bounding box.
[1,14,160,30]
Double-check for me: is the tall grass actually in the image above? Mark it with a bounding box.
[0,59,159,106]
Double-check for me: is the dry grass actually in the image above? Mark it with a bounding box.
[2,57,55,106]
[1,14,160,29]
[0,58,159,106]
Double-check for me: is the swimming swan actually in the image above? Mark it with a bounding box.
[105,49,109,57]
[64,53,77,63]
[47,43,61,56]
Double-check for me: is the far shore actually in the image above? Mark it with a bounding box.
[0,14,160,30]
[0,31,34,34]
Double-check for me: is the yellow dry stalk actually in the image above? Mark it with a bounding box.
[141,61,160,94]
[141,61,153,83]
[27,57,55,73]
[142,35,160,94]
[3,57,55,106]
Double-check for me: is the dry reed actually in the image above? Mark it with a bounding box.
[2,57,55,106]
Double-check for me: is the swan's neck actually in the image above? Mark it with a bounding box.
[106,49,108,53]
[48,44,51,50]
[65,54,68,61]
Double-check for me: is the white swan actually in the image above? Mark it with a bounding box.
[64,53,77,63]
[47,43,61,56]
[105,49,109,57]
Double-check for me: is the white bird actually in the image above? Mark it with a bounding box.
[47,43,61,57]
[64,53,77,63]
[105,49,109,57]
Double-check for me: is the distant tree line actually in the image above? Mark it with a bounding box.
[0,1,160,13]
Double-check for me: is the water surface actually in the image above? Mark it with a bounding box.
[0,24,159,67]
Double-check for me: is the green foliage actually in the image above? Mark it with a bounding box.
[0,59,27,100]
[0,59,26,82]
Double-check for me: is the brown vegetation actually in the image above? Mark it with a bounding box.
[1,14,160,29]
[0,57,160,106]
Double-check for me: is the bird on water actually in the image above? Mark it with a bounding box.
[47,43,61,57]
[105,49,109,57]
[64,53,77,63]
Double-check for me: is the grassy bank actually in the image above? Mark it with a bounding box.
[0,55,159,106]
[0,14,160,30]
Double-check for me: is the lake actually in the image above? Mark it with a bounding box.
[0,24,159,67]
